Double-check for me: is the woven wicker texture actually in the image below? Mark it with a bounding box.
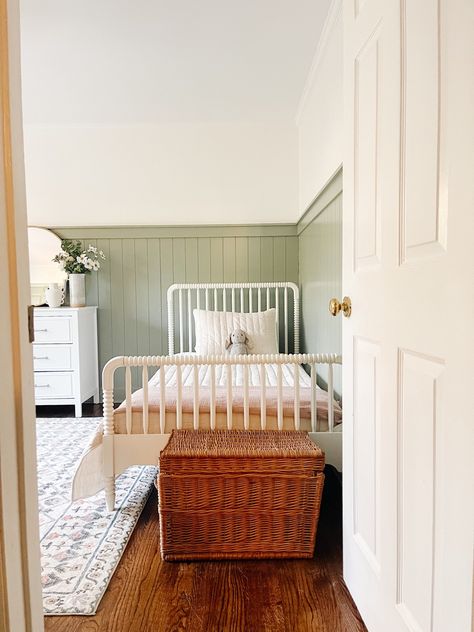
[158,430,325,561]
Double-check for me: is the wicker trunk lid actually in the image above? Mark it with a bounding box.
[158,429,325,561]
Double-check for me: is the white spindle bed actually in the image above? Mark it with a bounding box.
[73,282,342,511]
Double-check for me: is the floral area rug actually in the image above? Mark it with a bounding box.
[37,417,156,615]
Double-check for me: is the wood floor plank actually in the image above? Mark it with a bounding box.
[43,466,366,632]
[38,408,365,632]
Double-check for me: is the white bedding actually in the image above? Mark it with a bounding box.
[148,360,312,388]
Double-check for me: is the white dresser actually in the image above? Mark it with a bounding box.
[33,307,99,417]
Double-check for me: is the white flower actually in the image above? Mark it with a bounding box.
[76,255,82,263]
[88,245,98,254]
[92,261,100,271]
[99,250,105,260]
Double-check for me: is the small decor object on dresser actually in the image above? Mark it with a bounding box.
[44,283,65,308]
[53,240,106,307]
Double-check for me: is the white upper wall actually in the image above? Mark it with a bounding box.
[24,123,298,226]
[296,0,343,215]
[20,0,332,226]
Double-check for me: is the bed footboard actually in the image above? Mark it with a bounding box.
[102,353,342,510]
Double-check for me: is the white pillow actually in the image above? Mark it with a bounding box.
[193,308,278,355]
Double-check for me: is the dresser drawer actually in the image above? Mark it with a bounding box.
[34,373,74,399]
[34,317,72,344]
[33,345,73,371]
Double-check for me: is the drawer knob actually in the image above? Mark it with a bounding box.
[33,356,49,360]
[34,328,48,332]
[35,384,50,388]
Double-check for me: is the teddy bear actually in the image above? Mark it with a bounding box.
[225,329,250,356]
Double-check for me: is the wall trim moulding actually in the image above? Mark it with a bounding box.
[295,0,343,124]
[296,167,343,236]
[52,224,297,240]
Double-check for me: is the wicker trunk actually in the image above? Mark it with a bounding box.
[158,429,325,561]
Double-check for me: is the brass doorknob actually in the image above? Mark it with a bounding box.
[329,296,352,318]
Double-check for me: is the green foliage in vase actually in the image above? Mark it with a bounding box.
[53,239,106,274]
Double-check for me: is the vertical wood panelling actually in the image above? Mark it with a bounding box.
[159,239,173,362]
[122,239,138,356]
[285,236,298,283]
[147,239,161,358]
[185,239,199,284]
[109,239,125,395]
[58,228,298,400]
[298,190,343,396]
[260,237,274,282]
[248,238,261,282]
[197,238,211,282]
[235,237,248,281]
[223,237,236,282]
[135,239,149,357]
[95,239,112,385]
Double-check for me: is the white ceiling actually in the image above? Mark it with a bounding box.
[20,0,331,125]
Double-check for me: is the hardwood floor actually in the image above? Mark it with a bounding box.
[39,406,366,632]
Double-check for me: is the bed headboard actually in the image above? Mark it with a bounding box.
[167,282,300,355]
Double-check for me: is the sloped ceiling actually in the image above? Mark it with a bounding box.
[21,0,331,125]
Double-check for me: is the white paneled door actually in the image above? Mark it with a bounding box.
[342,0,473,631]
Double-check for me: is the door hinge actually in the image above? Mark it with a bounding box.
[27,305,35,343]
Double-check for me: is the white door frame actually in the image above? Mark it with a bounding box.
[0,0,44,629]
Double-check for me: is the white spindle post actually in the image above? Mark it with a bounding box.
[266,287,270,310]
[277,363,283,430]
[205,289,209,310]
[125,365,132,434]
[160,365,166,433]
[210,363,216,430]
[223,288,227,312]
[167,293,175,354]
[178,289,184,353]
[294,286,300,354]
[231,288,236,312]
[275,289,280,344]
[142,365,149,434]
[193,365,199,429]
[214,288,218,309]
[257,288,262,311]
[259,362,266,429]
[243,364,249,430]
[293,363,300,430]
[187,289,192,352]
[311,363,317,432]
[197,289,201,310]
[249,287,253,312]
[103,367,115,511]
[240,287,244,311]
[226,364,232,430]
[328,363,334,432]
[176,364,183,429]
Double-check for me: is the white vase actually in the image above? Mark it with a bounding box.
[69,273,86,307]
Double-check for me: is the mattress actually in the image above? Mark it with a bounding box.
[113,361,342,434]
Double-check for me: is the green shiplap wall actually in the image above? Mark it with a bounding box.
[55,226,298,399]
[297,170,343,397]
